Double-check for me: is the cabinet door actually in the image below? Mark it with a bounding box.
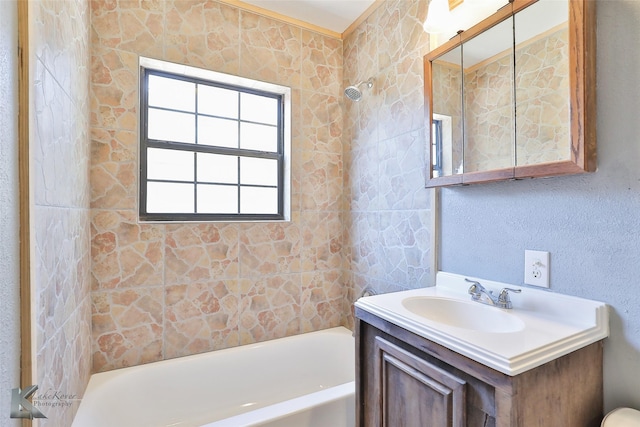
[374,337,466,427]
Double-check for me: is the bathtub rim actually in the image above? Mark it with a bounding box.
[73,326,355,427]
[89,325,352,375]
[203,381,355,427]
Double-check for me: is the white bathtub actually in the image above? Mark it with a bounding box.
[72,327,355,427]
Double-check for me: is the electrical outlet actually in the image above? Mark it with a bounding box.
[524,250,550,287]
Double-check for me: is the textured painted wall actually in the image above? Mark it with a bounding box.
[0,1,21,426]
[31,0,93,424]
[89,0,345,372]
[342,0,433,329]
[440,0,640,412]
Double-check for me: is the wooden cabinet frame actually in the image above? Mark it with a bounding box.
[424,0,596,187]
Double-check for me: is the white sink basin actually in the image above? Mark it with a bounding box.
[402,296,525,333]
[354,272,609,376]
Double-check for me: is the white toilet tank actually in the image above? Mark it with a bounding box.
[602,408,640,426]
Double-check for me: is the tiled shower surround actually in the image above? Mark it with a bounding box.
[87,0,434,373]
[342,0,433,331]
[90,0,345,372]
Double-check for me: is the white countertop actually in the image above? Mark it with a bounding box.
[354,272,609,376]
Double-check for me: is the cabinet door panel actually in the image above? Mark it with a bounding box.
[374,337,466,427]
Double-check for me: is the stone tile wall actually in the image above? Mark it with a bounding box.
[342,0,434,329]
[432,61,463,174]
[515,27,570,166]
[31,0,92,424]
[464,54,515,172]
[90,0,344,372]
[464,27,570,172]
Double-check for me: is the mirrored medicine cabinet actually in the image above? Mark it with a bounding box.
[424,0,596,187]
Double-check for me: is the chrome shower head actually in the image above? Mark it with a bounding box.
[344,85,363,101]
[344,78,374,101]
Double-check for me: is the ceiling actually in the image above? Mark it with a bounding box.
[237,0,563,44]
[240,0,377,34]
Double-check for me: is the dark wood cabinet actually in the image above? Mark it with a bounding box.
[374,336,466,427]
[356,308,604,427]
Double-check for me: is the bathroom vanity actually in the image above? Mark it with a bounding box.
[354,273,609,427]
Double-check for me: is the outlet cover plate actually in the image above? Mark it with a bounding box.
[524,250,550,287]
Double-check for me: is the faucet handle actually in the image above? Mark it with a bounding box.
[465,278,484,289]
[465,278,484,300]
[498,287,521,309]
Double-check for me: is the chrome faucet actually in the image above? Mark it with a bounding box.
[465,278,521,309]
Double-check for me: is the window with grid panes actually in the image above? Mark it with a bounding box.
[139,59,291,221]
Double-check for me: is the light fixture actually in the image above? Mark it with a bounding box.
[423,0,453,34]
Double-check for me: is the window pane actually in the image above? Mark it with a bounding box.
[198,116,238,148]
[240,157,277,186]
[148,75,195,112]
[147,182,194,213]
[240,187,278,214]
[140,61,289,220]
[197,153,238,184]
[147,148,194,181]
[240,122,278,152]
[198,85,238,118]
[198,184,238,214]
[148,108,195,144]
[240,92,278,125]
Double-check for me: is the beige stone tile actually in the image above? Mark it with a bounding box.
[90,128,137,209]
[300,151,343,211]
[301,91,343,154]
[301,270,344,332]
[376,0,429,71]
[239,274,301,344]
[301,30,342,96]
[91,0,165,58]
[342,13,377,87]
[165,280,240,359]
[301,211,342,272]
[239,222,301,277]
[239,11,301,87]
[165,223,239,284]
[91,287,164,372]
[91,210,164,289]
[164,0,240,73]
[90,46,138,130]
